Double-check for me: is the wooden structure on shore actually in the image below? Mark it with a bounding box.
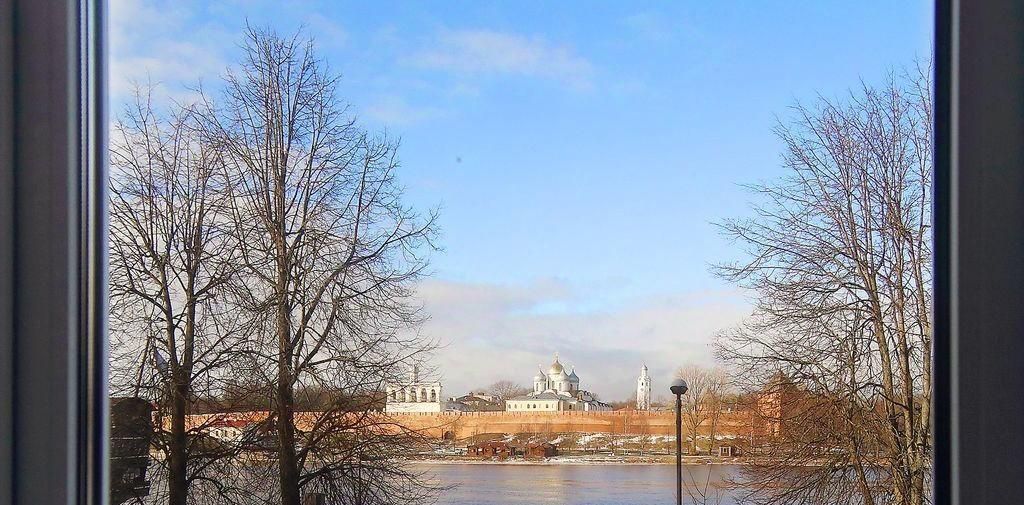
[467,440,558,459]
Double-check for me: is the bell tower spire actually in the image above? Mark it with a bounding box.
[636,363,652,410]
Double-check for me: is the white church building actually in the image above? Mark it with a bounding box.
[384,366,446,413]
[505,354,612,412]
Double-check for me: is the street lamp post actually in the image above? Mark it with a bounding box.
[670,378,689,505]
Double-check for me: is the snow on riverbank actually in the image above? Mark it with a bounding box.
[405,454,747,466]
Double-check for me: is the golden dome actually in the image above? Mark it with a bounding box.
[548,354,564,375]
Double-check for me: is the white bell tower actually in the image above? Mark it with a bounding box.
[636,364,651,410]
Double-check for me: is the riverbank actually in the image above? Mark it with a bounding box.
[405,454,747,466]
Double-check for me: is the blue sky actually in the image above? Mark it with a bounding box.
[111,1,933,400]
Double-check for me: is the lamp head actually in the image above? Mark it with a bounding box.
[670,378,688,396]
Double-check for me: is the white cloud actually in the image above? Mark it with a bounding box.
[414,278,750,402]
[361,95,445,127]
[305,12,348,49]
[622,11,705,45]
[110,45,226,102]
[109,0,230,103]
[410,29,594,89]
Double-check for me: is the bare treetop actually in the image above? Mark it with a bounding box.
[714,68,933,505]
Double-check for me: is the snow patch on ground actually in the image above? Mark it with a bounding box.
[577,433,607,445]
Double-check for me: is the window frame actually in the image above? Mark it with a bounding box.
[2,0,1023,503]
[1,1,107,504]
[933,0,1024,503]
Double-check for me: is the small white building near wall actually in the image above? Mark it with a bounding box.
[385,366,445,413]
[505,391,569,412]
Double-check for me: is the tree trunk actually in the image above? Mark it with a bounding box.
[276,259,301,505]
[277,373,300,505]
[272,237,299,505]
[168,380,188,505]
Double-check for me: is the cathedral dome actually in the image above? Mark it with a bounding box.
[534,369,546,382]
[568,368,580,383]
[548,355,564,376]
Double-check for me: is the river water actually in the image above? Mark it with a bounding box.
[423,464,744,505]
[136,462,745,504]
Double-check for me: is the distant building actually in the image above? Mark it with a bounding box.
[385,366,445,413]
[524,442,557,458]
[505,354,612,412]
[202,418,250,442]
[110,397,152,505]
[467,441,516,459]
[466,441,558,459]
[717,444,742,457]
[445,401,471,412]
[636,364,652,410]
[757,371,802,437]
[448,393,504,412]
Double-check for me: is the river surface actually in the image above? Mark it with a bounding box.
[423,464,744,505]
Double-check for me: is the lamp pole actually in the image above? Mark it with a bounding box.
[670,378,689,505]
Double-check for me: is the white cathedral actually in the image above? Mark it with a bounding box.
[505,354,613,412]
[636,364,652,410]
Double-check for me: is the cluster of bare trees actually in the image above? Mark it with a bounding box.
[484,380,531,403]
[714,67,933,505]
[109,27,439,505]
[675,365,728,456]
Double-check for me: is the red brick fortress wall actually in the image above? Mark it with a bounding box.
[386,410,762,440]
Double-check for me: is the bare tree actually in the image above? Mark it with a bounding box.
[108,87,245,505]
[675,364,727,455]
[486,380,531,402]
[199,27,439,505]
[635,414,652,456]
[714,67,933,505]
